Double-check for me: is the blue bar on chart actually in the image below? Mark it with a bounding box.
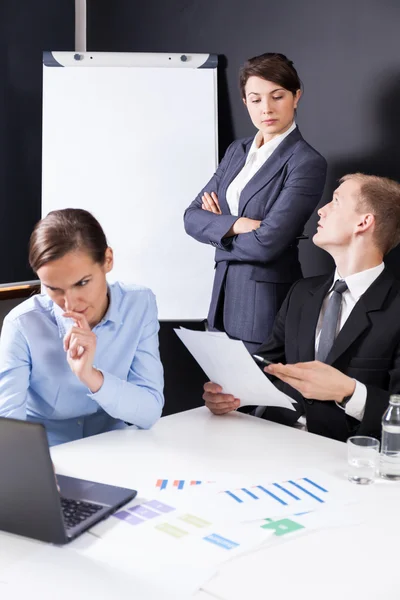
[224,490,243,503]
[256,485,288,505]
[302,477,328,493]
[203,533,240,550]
[287,480,324,503]
[155,479,206,491]
[272,482,300,500]
[241,487,259,500]
[174,480,185,490]
[222,476,330,507]
[156,479,168,490]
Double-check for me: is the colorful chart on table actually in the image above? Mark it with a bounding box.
[114,500,241,551]
[261,517,305,536]
[155,479,210,491]
[114,499,176,526]
[222,476,329,508]
[221,477,329,506]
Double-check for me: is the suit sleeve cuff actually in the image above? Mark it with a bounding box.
[335,380,366,421]
[207,215,239,249]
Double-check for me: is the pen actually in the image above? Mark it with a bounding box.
[253,354,274,367]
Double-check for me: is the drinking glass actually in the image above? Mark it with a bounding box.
[347,436,379,484]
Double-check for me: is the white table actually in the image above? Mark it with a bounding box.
[1,407,399,599]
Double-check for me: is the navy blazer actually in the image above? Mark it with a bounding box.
[257,269,400,442]
[184,128,327,345]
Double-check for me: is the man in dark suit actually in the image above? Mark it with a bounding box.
[203,173,400,442]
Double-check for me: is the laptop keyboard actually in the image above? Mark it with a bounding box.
[61,497,103,529]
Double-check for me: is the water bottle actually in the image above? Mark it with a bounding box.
[380,394,400,480]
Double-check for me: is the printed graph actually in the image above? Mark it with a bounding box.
[114,499,175,526]
[221,477,329,507]
[155,479,209,491]
[114,499,241,551]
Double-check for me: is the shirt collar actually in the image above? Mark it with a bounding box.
[100,283,123,327]
[52,282,123,337]
[331,263,385,301]
[246,121,297,162]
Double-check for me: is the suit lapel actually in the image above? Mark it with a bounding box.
[327,269,394,365]
[219,140,250,214]
[297,275,333,362]
[238,128,303,216]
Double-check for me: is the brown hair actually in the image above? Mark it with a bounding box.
[340,173,400,254]
[29,208,108,272]
[239,53,301,99]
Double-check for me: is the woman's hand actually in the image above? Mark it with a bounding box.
[201,192,222,214]
[63,311,104,393]
[225,217,261,237]
[200,192,260,235]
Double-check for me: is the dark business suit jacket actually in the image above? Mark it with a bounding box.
[184,128,327,345]
[256,268,400,442]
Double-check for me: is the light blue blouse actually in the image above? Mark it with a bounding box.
[0,282,164,445]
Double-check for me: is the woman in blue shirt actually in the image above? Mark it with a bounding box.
[0,208,164,445]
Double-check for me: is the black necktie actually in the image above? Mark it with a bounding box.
[316,279,348,363]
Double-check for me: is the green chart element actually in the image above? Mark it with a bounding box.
[155,523,188,538]
[261,518,305,536]
[178,514,211,528]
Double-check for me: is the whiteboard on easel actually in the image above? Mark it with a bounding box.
[42,51,218,320]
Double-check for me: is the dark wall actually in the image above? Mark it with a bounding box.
[87,0,400,414]
[89,0,400,277]
[0,1,74,284]
[2,0,400,414]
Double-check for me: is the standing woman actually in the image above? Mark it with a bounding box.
[0,209,164,445]
[184,53,327,351]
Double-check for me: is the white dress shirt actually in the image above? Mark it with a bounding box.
[296,262,385,429]
[225,122,296,216]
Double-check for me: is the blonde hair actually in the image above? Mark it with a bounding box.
[340,173,400,254]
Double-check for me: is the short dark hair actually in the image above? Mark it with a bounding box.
[239,53,301,99]
[340,173,400,255]
[29,208,108,272]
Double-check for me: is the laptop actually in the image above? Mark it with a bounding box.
[0,417,137,544]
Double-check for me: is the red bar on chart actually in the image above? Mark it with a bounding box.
[156,479,168,490]
[173,480,185,489]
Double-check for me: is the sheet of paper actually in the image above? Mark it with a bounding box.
[153,477,215,492]
[83,495,273,574]
[128,470,262,506]
[203,331,229,338]
[175,327,295,409]
[0,542,200,600]
[202,506,387,600]
[166,469,357,523]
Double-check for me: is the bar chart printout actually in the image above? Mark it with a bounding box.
[224,477,328,505]
[155,479,207,491]
[109,497,271,567]
[193,475,336,521]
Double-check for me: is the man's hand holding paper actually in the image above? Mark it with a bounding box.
[203,382,240,415]
[174,328,296,413]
